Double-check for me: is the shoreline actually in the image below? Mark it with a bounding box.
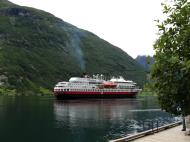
[109,121,190,142]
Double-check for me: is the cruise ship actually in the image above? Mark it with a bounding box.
[53,75,141,99]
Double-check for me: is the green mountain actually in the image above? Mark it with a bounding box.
[136,55,155,72]
[0,0,146,95]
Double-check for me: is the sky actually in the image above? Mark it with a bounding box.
[9,0,165,58]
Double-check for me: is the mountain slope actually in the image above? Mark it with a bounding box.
[0,0,146,95]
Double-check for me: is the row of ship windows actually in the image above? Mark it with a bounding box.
[69,83,88,85]
[119,86,134,89]
[69,84,134,87]
[56,89,134,92]
[57,86,135,91]
[70,82,102,84]
[68,86,94,88]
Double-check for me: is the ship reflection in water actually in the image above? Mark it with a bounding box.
[53,97,177,142]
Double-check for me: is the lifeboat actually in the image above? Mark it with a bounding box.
[103,81,117,88]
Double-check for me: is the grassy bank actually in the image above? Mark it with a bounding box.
[0,86,53,96]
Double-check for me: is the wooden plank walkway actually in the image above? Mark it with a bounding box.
[130,125,190,142]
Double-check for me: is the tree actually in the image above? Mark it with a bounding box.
[151,0,190,130]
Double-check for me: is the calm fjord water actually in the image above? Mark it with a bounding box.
[0,96,177,142]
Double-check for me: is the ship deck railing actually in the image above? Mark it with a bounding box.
[54,88,140,92]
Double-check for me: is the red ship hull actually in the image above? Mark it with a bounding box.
[54,91,137,99]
